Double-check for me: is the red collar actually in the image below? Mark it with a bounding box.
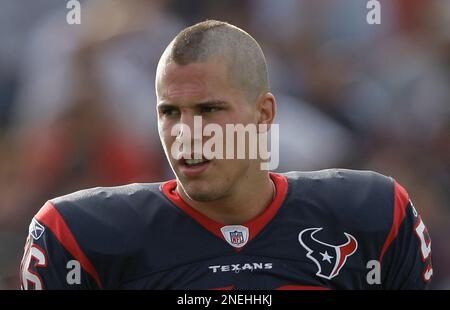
[161,172,288,250]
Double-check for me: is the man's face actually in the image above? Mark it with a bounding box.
[156,59,258,201]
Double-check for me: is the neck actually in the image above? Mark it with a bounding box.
[177,171,275,225]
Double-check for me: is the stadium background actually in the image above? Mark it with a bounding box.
[0,0,449,289]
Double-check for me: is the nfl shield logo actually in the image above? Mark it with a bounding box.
[221,225,249,248]
[230,231,244,246]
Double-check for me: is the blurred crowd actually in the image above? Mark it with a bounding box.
[0,0,449,289]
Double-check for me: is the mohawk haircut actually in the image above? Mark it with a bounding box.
[159,20,269,101]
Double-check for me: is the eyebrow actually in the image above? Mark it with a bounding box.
[157,100,229,110]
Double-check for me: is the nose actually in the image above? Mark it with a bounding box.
[179,111,196,136]
[173,112,203,156]
[172,111,193,142]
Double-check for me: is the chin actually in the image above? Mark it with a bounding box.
[182,181,223,202]
[187,191,217,202]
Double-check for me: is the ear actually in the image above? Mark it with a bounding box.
[256,92,276,133]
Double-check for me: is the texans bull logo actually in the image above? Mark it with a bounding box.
[298,228,358,280]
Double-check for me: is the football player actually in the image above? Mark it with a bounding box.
[20,20,432,290]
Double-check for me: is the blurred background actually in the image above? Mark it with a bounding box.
[0,0,449,289]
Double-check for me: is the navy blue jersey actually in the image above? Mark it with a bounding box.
[20,170,433,290]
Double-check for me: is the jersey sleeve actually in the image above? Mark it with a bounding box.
[20,201,103,290]
[379,182,433,289]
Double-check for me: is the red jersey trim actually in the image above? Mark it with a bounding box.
[35,201,103,288]
[379,181,410,263]
[161,172,288,249]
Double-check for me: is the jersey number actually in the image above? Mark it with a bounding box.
[21,238,48,290]
[414,217,433,282]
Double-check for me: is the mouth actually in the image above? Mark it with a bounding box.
[177,156,211,178]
